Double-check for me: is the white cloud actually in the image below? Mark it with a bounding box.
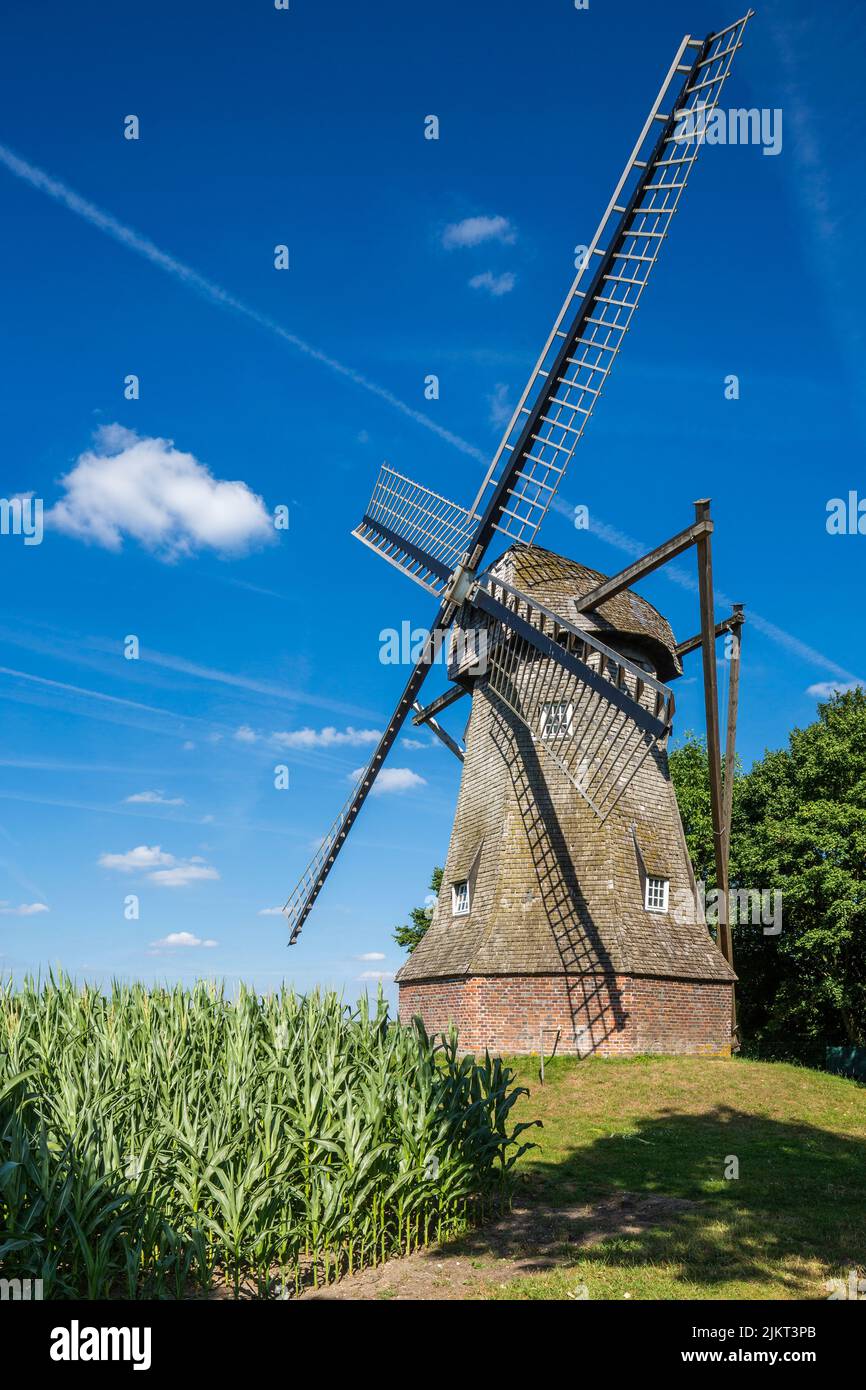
[149,864,220,888]
[469,271,515,297]
[442,215,516,249]
[401,737,429,751]
[358,970,394,982]
[274,725,381,749]
[233,725,258,743]
[806,679,865,698]
[356,951,385,961]
[0,901,49,916]
[48,424,274,560]
[349,766,426,795]
[99,844,218,887]
[182,741,196,751]
[149,931,218,949]
[99,845,175,872]
[258,906,285,916]
[124,790,186,806]
[487,382,513,429]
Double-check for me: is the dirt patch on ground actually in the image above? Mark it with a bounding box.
[298,1191,699,1300]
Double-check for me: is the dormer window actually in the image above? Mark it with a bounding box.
[540,700,574,739]
[451,880,470,916]
[645,876,669,913]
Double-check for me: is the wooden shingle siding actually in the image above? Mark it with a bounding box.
[396,545,734,1054]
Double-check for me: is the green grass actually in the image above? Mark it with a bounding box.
[483,1054,866,1300]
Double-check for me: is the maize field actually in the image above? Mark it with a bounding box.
[0,975,538,1298]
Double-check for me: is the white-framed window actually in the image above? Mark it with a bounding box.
[645,876,669,913]
[540,700,574,739]
[451,880,470,916]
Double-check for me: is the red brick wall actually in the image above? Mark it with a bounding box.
[399,973,732,1056]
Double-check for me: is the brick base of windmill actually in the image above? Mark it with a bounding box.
[399,976,732,1058]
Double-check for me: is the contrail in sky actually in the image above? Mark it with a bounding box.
[0,141,487,465]
[0,141,856,688]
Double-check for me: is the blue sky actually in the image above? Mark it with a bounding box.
[1,0,864,1002]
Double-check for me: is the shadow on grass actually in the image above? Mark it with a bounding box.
[447,1105,866,1295]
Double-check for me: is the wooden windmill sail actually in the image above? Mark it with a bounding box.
[283,15,753,1055]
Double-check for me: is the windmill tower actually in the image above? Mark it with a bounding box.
[397,545,738,1056]
[283,15,753,1056]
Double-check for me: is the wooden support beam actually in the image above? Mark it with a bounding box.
[722,605,745,869]
[573,517,712,614]
[694,502,737,1042]
[675,611,742,659]
[412,683,467,726]
[412,702,464,763]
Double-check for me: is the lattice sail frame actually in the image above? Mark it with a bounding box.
[284,785,360,945]
[352,465,478,596]
[467,14,753,547]
[349,16,752,588]
[468,574,675,822]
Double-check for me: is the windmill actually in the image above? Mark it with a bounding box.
[283,14,753,1056]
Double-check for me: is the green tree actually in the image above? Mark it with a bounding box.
[669,691,866,1056]
[394,867,443,953]
[668,731,721,884]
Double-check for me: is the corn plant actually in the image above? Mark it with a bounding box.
[0,975,538,1297]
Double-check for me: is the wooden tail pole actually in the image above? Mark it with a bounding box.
[721,603,744,1047]
[694,500,737,1040]
[722,605,745,861]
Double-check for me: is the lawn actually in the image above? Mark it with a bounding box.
[484,1053,866,1300]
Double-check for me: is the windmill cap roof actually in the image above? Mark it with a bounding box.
[490,543,682,681]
